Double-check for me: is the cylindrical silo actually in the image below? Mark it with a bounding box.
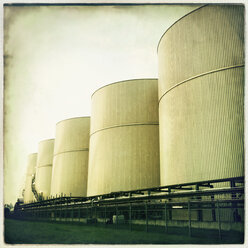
[158,5,244,186]
[36,139,54,199]
[87,79,160,196]
[51,117,90,197]
[23,153,37,203]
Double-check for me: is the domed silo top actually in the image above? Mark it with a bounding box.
[91,79,159,135]
[54,117,90,155]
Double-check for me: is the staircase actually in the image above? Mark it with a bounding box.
[22,189,25,198]
[31,175,43,201]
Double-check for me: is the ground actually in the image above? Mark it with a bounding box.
[4,218,244,244]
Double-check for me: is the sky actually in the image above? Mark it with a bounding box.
[4,4,200,205]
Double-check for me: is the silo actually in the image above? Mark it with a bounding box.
[36,139,54,198]
[87,79,160,196]
[158,5,244,186]
[51,117,90,197]
[23,153,37,203]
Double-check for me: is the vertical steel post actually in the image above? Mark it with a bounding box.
[168,187,172,220]
[90,203,92,223]
[129,203,132,231]
[195,184,202,221]
[60,197,62,221]
[188,200,192,237]
[95,205,97,226]
[217,200,222,241]
[78,207,80,222]
[210,186,216,221]
[65,198,68,221]
[53,206,55,221]
[71,203,74,222]
[116,204,118,228]
[165,202,168,233]
[145,201,148,232]
[230,180,237,222]
[55,205,57,221]
[104,206,107,225]
[86,206,88,224]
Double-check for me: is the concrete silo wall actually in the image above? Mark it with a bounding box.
[158,5,244,186]
[87,79,160,196]
[23,153,37,203]
[36,139,54,198]
[51,117,90,197]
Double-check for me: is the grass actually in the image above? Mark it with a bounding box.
[4,218,244,244]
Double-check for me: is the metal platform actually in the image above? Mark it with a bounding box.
[12,176,244,241]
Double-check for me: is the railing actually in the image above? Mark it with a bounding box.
[12,176,244,241]
[21,176,244,208]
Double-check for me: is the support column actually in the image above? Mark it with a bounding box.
[168,187,172,220]
[195,184,202,221]
[129,203,132,231]
[116,204,118,228]
[188,200,192,237]
[217,200,222,241]
[71,204,74,222]
[145,201,148,232]
[95,205,97,225]
[210,185,216,221]
[86,206,88,224]
[165,202,168,233]
[104,206,107,225]
[78,207,80,222]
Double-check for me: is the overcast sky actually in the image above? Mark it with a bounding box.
[4,4,200,204]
